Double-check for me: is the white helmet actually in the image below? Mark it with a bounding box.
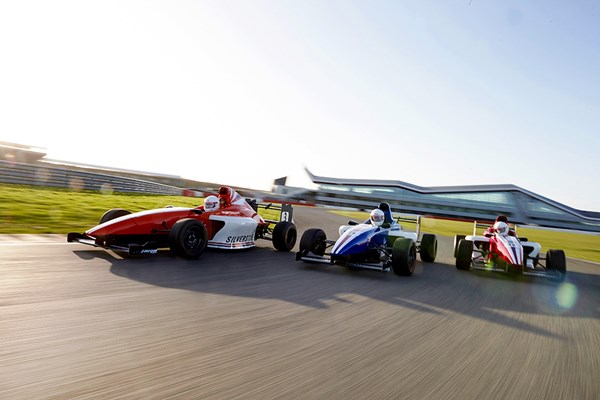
[370,209,385,227]
[204,195,219,212]
[493,221,509,236]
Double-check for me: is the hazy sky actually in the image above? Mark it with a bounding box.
[1,1,599,210]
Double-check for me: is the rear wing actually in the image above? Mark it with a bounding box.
[246,198,293,223]
[472,220,518,236]
[395,214,422,239]
[472,221,492,236]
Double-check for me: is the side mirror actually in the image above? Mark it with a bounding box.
[348,220,358,226]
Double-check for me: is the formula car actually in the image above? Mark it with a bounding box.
[453,219,566,281]
[295,203,437,276]
[67,186,297,258]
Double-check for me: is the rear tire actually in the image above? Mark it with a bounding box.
[456,239,473,270]
[392,238,416,276]
[99,208,132,224]
[546,249,566,281]
[169,218,208,259]
[272,221,297,252]
[453,235,466,258]
[299,228,327,256]
[419,234,437,262]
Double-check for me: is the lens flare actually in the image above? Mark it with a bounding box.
[70,177,84,191]
[100,183,114,195]
[556,283,578,309]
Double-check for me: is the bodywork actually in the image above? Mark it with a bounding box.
[296,214,436,276]
[67,186,296,257]
[454,221,566,281]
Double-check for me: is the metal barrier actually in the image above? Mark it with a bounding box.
[0,160,182,195]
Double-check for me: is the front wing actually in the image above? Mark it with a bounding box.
[469,251,563,279]
[67,232,160,255]
[295,251,390,272]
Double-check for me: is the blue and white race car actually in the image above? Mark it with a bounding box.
[295,203,437,276]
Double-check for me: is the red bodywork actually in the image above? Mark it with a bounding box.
[87,186,265,241]
[68,186,297,257]
[486,233,524,269]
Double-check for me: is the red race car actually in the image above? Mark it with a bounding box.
[453,217,566,281]
[67,186,297,259]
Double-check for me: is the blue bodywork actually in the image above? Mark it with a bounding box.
[333,225,384,253]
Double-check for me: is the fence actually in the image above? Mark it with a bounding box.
[0,160,182,195]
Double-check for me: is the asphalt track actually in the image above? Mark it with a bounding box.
[1,206,599,400]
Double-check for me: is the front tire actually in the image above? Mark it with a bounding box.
[299,228,327,256]
[272,221,297,252]
[453,235,466,258]
[546,249,566,281]
[99,208,132,224]
[419,234,437,262]
[169,218,208,259]
[456,239,473,270]
[392,238,416,276]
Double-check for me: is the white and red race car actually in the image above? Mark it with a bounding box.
[68,186,297,259]
[453,220,566,281]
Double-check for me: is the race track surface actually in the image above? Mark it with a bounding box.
[1,206,599,400]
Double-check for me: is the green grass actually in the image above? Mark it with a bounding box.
[332,210,600,263]
[1,184,598,263]
[0,184,203,234]
[0,183,280,234]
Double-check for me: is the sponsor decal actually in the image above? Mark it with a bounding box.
[225,234,255,244]
[221,211,242,216]
[140,249,158,254]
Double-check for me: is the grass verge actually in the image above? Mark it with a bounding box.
[1,184,598,263]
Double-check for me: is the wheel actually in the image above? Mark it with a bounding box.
[453,235,466,258]
[99,208,132,224]
[272,221,297,252]
[392,238,416,276]
[168,218,208,259]
[546,249,566,281]
[456,239,473,270]
[299,228,327,256]
[419,234,437,262]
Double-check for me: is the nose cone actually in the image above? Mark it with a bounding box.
[495,236,523,266]
[332,225,375,256]
[87,217,138,237]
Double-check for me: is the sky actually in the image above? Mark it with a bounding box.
[1,0,599,211]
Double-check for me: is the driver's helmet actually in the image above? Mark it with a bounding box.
[370,209,385,227]
[204,195,219,212]
[493,221,509,236]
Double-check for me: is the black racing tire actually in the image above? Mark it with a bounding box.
[272,221,297,252]
[456,239,473,270]
[99,208,132,224]
[168,218,208,259]
[546,249,566,281]
[453,235,466,258]
[392,238,416,276]
[419,234,437,262]
[299,228,327,256]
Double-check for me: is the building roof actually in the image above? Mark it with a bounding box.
[305,168,599,222]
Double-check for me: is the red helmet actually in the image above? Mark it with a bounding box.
[496,215,508,223]
[218,187,230,208]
